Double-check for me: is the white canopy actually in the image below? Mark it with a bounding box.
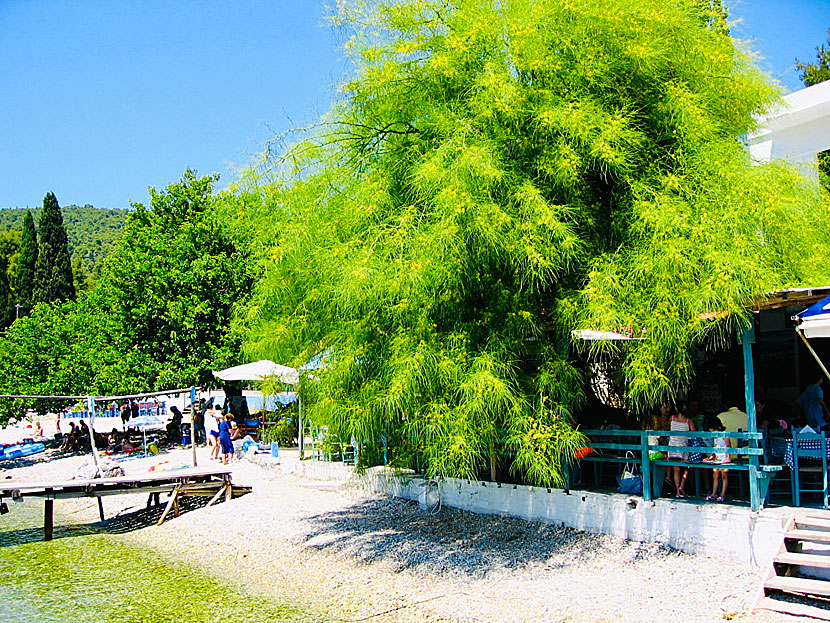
[212,360,299,385]
[798,317,830,339]
[571,329,644,341]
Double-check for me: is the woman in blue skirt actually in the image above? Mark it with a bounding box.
[218,413,236,465]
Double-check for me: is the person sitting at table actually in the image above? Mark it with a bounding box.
[797,375,830,431]
[717,403,748,433]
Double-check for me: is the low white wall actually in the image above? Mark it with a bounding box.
[357,467,787,568]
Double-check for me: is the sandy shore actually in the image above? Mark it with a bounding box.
[0,446,807,623]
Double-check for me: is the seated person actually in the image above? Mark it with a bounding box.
[166,406,183,445]
[106,428,120,454]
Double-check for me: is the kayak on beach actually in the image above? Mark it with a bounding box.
[0,442,46,461]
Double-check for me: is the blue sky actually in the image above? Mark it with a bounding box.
[0,0,827,209]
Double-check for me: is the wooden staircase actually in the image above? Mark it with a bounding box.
[758,511,830,619]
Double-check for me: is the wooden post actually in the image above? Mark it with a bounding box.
[640,431,652,502]
[742,323,762,510]
[298,395,304,460]
[190,386,198,468]
[44,489,54,541]
[84,396,102,476]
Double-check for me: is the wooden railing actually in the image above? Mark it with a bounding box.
[578,429,780,510]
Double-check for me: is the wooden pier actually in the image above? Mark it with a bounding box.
[0,466,249,540]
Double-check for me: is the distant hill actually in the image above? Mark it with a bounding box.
[0,206,128,277]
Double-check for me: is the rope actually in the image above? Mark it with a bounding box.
[0,387,192,402]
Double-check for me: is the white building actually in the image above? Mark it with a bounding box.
[748,79,830,178]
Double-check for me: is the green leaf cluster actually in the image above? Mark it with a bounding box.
[239,0,830,485]
[0,171,256,422]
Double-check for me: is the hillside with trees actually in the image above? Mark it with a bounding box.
[0,205,127,279]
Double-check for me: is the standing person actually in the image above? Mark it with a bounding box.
[667,405,695,498]
[120,403,131,431]
[218,413,235,465]
[704,419,731,502]
[130,400,139,421]
[797,376,830,430]
[206,402,221,461]
[194,398,206,446]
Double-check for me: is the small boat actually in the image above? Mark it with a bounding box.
[0,442,46,461]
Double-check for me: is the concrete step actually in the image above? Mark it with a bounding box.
[786,529,830,544]
[757,595,830,620]
[775,552,830,569]
[765,575,830,598]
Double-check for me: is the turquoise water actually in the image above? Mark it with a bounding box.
[0,502,317,623]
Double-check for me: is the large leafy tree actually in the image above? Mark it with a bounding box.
[240,0,830,485]
[0,171,256,422]
[32,192,75,304]
[98,169,256,388]
[11,210,37,308]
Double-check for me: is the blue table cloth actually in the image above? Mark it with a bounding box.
[768,436,829,469]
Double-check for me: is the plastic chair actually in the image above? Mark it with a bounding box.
[791,430,828,507]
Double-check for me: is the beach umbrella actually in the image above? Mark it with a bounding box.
[128,414,165,452]
[212,360,299,385]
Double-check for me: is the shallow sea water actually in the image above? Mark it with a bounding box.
[0,501,316,623]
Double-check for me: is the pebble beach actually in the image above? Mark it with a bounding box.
[0,434,813,623]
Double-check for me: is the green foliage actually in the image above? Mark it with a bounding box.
[260,417,296,446]
[11,211,36,306]
[238,0,830,486]
[0,171,257,422]
[797,29,830,87]
[0,258,14,328]
[0,205,127,279]
[32,192,75,304]
[98,169,257,388]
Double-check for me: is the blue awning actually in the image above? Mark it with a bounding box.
[796,295,830,320]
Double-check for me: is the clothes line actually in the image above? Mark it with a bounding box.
[0,387,193,402]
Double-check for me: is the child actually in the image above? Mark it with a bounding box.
[667,405,695,498]
[704,419,730,502]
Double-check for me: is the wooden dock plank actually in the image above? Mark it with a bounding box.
[0,466,232,492]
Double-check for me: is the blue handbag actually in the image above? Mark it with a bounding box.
[617,453,643,494]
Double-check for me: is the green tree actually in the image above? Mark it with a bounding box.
[32,192,75,304]
[796,29,830,190]
[93,169,256,388]
[240,0,830,486]
[797,29,830,87]
[0,171,257,422]
[0,258,15,328]
[72,256,92,294]
[11,210,37,307]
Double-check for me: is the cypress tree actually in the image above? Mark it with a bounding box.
[0,258,15,327]
[32,192,75,304]
[12,210,38,307]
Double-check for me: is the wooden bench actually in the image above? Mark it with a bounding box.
[651,459,782,501]
[579,429,780,510]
